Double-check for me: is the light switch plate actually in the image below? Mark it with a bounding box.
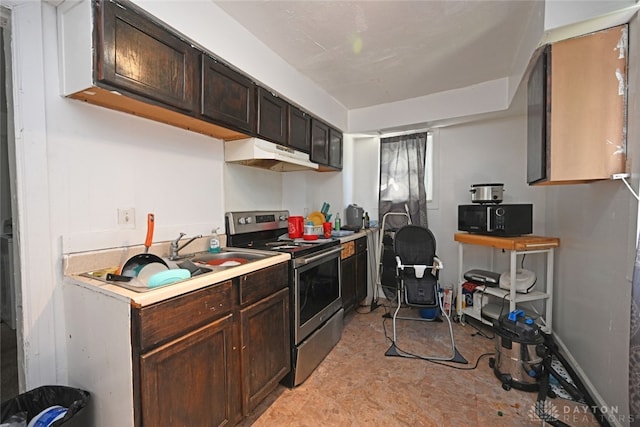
[118,208,135,228]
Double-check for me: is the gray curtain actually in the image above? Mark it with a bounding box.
[630,236,640,424]
[378,132,428,230]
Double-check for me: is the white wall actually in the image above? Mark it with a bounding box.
[350,135,380,221]
[9,1,282,389]
[544,0,637,31]
[542,11,640,422]
[224,164,283,212]
[417,116,547,287]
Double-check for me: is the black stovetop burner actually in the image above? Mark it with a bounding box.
[225,210,339,259]
[232,231,338,258]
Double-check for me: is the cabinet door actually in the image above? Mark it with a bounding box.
[527,25,627,184]
[140,314,241,427]
[548,25,626,182]
[310,119,330,165]
[328,128,343,169]
[240,288,290,413]
[99,0,198,112]
[201,55,255,133]
[257,87,288,145]
[288,106,311,153]
[355,245,368,305]
[526,46,549,184]
[341,256,356,312]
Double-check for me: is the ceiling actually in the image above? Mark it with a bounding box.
[213,0,539,111]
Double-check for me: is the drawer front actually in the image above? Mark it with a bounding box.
[355,237,367,254]
[136,281,233,352]
[239,263,289,306]
[341,241,355,260]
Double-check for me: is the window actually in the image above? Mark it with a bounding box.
[379,131,434,227]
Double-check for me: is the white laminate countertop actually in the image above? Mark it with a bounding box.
[336,227,379,243]
[63,241,290,307]
[63,230,379,306]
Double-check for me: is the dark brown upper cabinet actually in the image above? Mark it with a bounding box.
[311,119,343,171]
[527,25,627,185]
[288,106,311,153]
[328,127,343,170]
[526,45,548,185]
[59,0,250,141]
[58,0,341,159]
[201,55,255,134]
[256,87,288,145]
[99,0,199,113]
[310,119,330,165]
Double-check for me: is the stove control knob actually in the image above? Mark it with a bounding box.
[279,215,287,221]
[245,217,253,224]
[238,217,247,224]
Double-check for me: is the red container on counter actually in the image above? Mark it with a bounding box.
[288,216,304,238]
[323,222,332,239]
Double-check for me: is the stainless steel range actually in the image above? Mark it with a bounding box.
[225,210,344,387]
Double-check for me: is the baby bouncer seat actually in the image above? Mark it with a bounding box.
[385,225,466,363]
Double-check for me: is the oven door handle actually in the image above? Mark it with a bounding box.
[296,246,343,266]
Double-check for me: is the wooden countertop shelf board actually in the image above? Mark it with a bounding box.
[454,233,560,251]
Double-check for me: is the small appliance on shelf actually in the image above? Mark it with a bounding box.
[458,204,532,236]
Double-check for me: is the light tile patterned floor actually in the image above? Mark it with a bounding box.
[241,302,600,426]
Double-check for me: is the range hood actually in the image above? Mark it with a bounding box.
[224,138,319,172]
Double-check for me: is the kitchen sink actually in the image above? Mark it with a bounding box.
[80,248,279,293]
[190,249,273,267]
[176,259,213,277]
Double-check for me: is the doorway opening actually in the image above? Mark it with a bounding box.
[1,5,21,402]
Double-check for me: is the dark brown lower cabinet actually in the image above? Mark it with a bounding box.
[355,242,367,305]
[140,314,241,427]
[133,263,290,426]
[341,255,357,312]
[240,288,290,413]
[341,236,368,312]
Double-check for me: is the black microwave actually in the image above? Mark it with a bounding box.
[458,204,532,236]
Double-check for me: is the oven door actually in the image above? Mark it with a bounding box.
[293,246,342,345]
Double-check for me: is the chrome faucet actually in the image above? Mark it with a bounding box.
[169,232,203,260]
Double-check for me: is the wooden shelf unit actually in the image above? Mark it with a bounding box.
[454,233,559,332]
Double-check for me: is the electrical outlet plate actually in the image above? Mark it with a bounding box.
[611,173,630,180]
[118,208,135,228]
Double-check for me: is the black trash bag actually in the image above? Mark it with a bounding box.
[1,386,89,426]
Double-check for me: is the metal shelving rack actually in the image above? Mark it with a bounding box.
[454,233,560,333]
